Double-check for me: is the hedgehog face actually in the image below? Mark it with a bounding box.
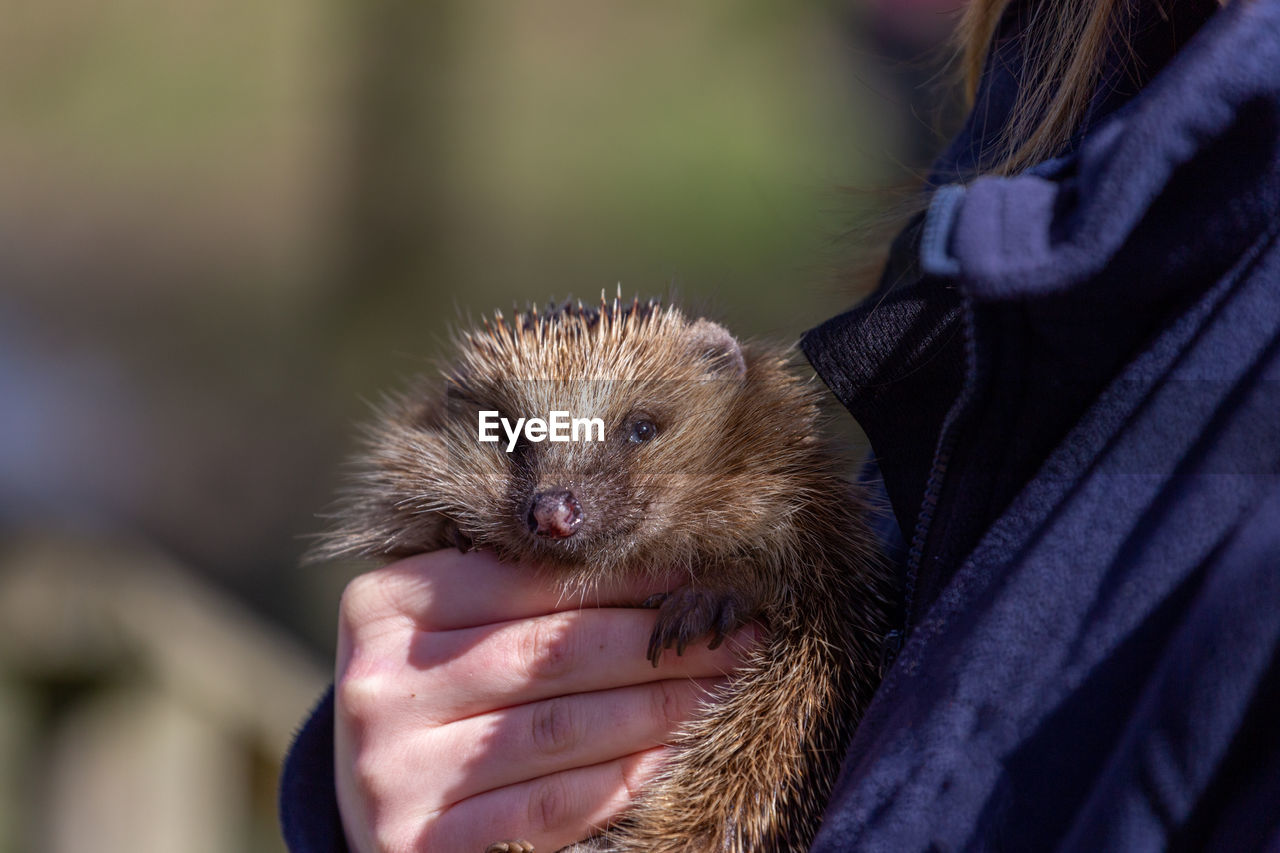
[465,379,747,562]
[328,297,825,582]
[432,300,757,571]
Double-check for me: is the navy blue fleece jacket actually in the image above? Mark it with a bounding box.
[281,1,1280,849]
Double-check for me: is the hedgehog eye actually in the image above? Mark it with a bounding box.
[628,418,658,444]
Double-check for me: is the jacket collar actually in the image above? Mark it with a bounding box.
[925,0,1280,302]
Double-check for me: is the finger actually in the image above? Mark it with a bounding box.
[418,748,671,853]
[409,609,760,721]
[341,549,690,633]
[430,678,724,806]
[335,678,720,838]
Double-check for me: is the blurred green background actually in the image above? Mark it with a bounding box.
[0,1,962,850]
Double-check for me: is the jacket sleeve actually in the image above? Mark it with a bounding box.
[279,685,350,853]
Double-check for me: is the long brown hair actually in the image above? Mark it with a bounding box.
[957,0,1235,176]
[956,0,1130,175]
[844,0,1225,294]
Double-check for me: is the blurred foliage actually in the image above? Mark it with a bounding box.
[1,2,964,849]
[0,0,959,651]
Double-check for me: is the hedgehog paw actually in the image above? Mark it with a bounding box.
[645,587,750,667]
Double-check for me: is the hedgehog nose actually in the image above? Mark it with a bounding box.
[529,489,582,539]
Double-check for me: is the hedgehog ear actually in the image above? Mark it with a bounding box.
[688,319,746,379]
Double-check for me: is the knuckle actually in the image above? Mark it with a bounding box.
[411,819,448,853]
[351,756,428,853]
[650,679,682,729]
[339,572,391,625]
[350,750,384,800]
[336,672,385,721]
[527,772,575,834]
[370,820,419,853]
[530,696,578,757]
[517,613,578,682]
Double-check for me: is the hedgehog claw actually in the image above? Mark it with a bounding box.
[708,598,740,650]
[646,587,752,667]
[640,592,668,609]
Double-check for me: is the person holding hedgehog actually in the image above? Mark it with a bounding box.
[281,0,1280,850]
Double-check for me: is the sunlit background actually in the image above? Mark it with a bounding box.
[0,1,963,850]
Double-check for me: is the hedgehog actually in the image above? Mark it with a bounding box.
[316,293,896,852]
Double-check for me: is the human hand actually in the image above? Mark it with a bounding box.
[334,549,760,853]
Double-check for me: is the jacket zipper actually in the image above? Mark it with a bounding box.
[881,299,978,675]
